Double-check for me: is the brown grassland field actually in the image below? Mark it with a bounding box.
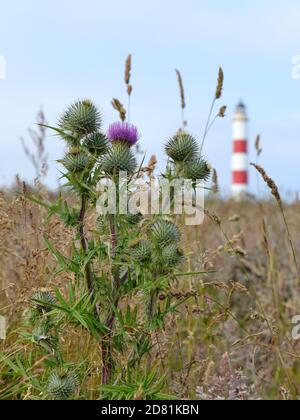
[1,181,300,400]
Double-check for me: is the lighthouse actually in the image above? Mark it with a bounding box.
[231,102,249,198]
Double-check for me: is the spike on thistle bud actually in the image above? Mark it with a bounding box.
[162,243,184,267]
[101,142,137,175]
[131,240,152,262]
[83,132,109,156]
[151,220,181,247]
[183,158,211,182]
[61,150,93,173]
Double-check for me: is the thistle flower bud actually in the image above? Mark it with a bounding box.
[125,212,143,225]
[61,150,92,173]
[31,290,56,314]
[47,370,78,400]
[162,243,184,267]
[59,100,101,136]
[131,240,152,262]
[83,132,109,156]
[151,220,180,247]
[183,158,211,181]
[165,132,199,162]
[101,143,137,175]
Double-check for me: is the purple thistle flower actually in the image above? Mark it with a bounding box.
[107,122,139,146]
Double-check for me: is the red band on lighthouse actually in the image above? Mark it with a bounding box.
[233,140,248,153]
[232,170,248,184]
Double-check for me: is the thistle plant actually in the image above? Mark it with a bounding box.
[10,92,212,399]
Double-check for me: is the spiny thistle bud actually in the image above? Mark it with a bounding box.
[47,370,78,400]
[183,158,211,181]
[83,132,109,156]
[107,122,139,147]
[61,150,92,173]
[31,290,56,313]
[131,240,152,262]
[162,243,184,267]
[151,220,180,247]
[59,100,101,136]
[165,133,198,162]
[101,143,137,175]
[124,212,143,225]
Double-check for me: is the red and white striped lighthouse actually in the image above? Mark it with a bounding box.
[231,102,249,198]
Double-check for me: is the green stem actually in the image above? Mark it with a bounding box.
[78,193,95,301]
[102,180,121,385]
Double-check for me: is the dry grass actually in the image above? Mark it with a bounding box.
[1,184,300,399]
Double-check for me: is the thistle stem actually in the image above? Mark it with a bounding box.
[78,194,94,298]
[102,212,121,385]
[148,289,157,322]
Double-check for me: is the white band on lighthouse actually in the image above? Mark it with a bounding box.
[231,102,248,199]
[233,121,247,140]
[232,153,248,171]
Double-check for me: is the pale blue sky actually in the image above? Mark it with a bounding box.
[0,0,299,195]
